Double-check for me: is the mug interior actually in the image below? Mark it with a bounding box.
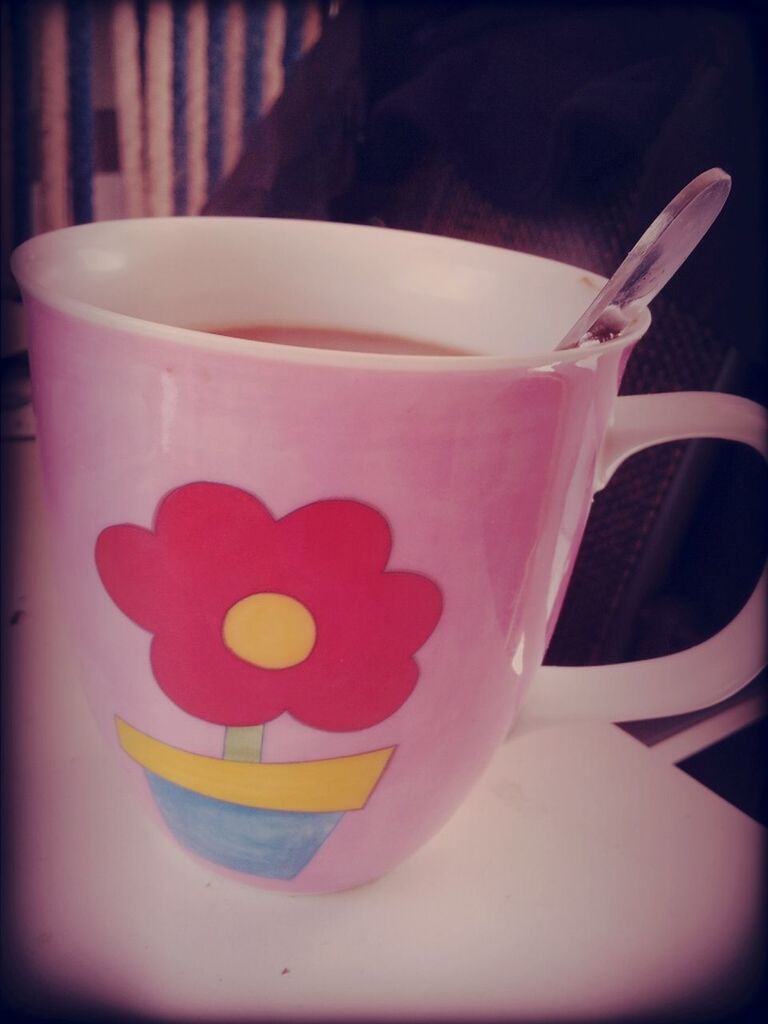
[11,217,649,362]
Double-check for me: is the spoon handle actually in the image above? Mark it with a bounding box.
[555,168,732,351]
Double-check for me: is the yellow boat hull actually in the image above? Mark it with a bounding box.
[116,718,396,813]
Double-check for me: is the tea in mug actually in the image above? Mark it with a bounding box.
[200,324,472,356]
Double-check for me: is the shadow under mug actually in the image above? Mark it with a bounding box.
[11,218,767,894]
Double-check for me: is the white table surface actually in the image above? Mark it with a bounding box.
[3,440,764,1022]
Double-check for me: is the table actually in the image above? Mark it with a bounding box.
[2,438,764,1022]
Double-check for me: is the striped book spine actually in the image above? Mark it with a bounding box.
[68,0,95,224]
[3,0,326,259]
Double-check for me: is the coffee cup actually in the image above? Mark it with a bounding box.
[11,217,766,893]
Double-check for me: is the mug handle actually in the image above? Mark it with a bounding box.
[524,391,767,723]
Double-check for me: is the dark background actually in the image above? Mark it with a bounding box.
[207,0,767,672]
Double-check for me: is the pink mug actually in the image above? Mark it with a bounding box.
[11,217,767,894]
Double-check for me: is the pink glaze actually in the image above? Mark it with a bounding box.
[15,219,646,892]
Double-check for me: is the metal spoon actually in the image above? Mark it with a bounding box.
[555,167,732,350]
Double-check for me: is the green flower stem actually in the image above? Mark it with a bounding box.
[223,724,264,763]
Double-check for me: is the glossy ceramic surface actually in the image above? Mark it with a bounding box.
[13,218,763,893]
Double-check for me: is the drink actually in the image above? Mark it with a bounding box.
[199,324,472,356]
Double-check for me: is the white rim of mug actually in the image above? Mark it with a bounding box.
[10,217,652,372]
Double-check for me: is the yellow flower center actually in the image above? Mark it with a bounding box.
[222,593,316,670]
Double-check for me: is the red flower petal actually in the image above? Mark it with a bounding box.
[277,499,393,577]
[95,524,165,631]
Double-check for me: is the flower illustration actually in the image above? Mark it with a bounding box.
[95,483,443,732]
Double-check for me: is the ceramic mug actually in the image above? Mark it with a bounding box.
[11,218,767,894]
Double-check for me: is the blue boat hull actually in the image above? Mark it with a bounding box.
[147,771,344,879]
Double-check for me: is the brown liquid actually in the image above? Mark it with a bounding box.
[199,324,472,356]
